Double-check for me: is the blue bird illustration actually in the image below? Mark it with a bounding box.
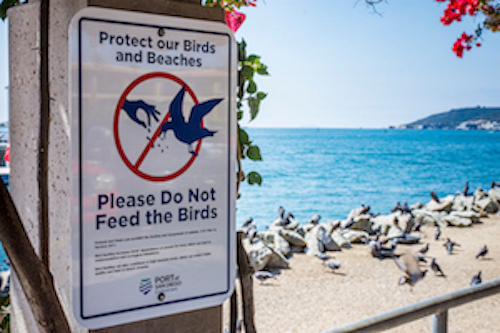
[160,86,222,156]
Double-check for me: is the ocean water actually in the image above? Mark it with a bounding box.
[1,129,499,265]
[237,128,500,230]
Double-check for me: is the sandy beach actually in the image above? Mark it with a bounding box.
[224,213,500,333]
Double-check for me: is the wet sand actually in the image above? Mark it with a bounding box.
[225,213,500,333]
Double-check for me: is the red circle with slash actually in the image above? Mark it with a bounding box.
[113,72,201,182]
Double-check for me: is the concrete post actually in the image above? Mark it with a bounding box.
[9,1,225,332]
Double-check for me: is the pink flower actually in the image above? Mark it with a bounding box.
[225,9,246,32]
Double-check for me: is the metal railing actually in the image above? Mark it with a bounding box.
[321,278,500,333]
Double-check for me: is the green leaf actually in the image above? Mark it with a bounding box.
[237,110,243,120]
[238,127,250,145]
[1,0,21,20]
[257,92,268,100]
[241,65,253,81]
[248,97,260,120]
[246,145,262,161]
[246,80,257,94]
[247,171,262,185]
[247,54,260,63]
[257,64,269,75]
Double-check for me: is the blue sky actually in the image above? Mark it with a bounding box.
[1,1,499,127]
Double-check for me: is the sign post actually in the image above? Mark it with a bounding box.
[69,7,236,329]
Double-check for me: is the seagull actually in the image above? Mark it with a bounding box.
[419,243,429,255]
[160,86,222,156]
[254,271,275,284]
[395,253,428,291]
[470,271,482,286]
[323,261,341,273]
[434,227,441,241]
[476,245,488,259]
[430,258,445,277]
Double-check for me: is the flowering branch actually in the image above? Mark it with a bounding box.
[436,0,500,57]
[204,0,267,196]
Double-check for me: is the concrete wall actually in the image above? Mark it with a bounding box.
[8,1,225,332]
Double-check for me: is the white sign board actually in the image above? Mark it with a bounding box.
[69,7,236,329]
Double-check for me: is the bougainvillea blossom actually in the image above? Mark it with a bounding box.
[436,0,500,57]
[225,10,246,32]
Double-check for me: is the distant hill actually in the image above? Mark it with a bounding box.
[405,107,500,128]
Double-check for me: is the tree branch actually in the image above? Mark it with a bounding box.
[0,179,70,333]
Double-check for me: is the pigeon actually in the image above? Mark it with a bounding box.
[412,220,422,232]
[342,218,355,230]
[470,271,482,286]
[430,258,445,277]
[444,238,460,255]
[323,261,341,273]
[416,253,427,263]
[242,217,254,228]
[476,245,488,259]
[276,212,294,227]
[310,214,321,225]
[391,202,402,213]
[278,206,285,219]
[316,252,332,262]
[370,239,396,258]
[419,243,429,255]
[430,191,440,203]
[254,271,275,284]
[434,227,441,241]
[401,201,412,215]
[395,253,428,290]
[246,228,258,243]
[388,238,399,251]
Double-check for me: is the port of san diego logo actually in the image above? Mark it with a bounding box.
[139,274,182,301]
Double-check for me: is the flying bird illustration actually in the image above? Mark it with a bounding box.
[160,86,222,156]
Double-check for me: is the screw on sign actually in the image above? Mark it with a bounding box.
[114,72,223,182]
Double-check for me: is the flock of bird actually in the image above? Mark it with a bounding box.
[250,196,494,290]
